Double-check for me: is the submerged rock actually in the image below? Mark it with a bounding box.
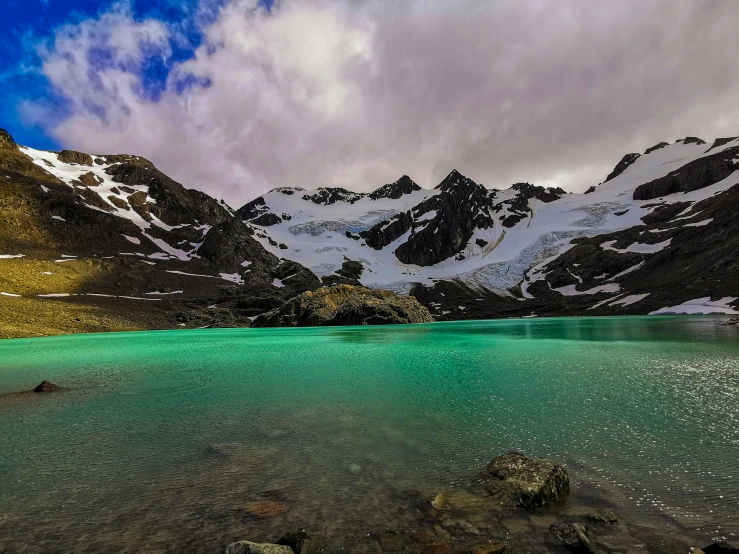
[582,509,618,524]
[241,501,288,517]
[548,523,597,554]
[224,541,294,554]
[276,529,309,554]
[700,542,739,554]
[721,318,739,326]
[252,285,433,327]
[33,380,59,393]
[484,451,570,508]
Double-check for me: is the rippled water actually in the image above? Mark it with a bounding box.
[0,317,737,553]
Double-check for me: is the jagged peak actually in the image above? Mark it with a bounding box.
[369,174,421,200]
[435,169,479,190]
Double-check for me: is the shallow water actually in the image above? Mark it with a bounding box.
[0,316,737,552]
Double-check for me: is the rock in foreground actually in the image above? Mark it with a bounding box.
[33,381,60,393]
[251,285,433,327]
[224,541,294,554]
[484,451,570,508]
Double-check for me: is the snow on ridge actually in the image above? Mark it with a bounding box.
[650,297,738,315]
[552,283,620,296]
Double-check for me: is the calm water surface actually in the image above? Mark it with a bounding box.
[0,316,737,552]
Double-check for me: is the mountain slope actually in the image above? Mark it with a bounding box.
[0,129,320,337]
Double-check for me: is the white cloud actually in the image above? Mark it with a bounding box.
[27,0,739,206]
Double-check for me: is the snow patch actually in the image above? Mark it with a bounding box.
[650,297,738,315]
[552,283,621,296]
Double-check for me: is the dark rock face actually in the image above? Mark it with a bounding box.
[368,175,421,200]
[336,258,363,280]
[33,381,59,392]
[394,170,496,266]
[251,213,282,226]
[706,137,738,152]
[302,188,366,205]
[640,201,691,224]
[605,153,640,182]
[106,162,232,226]
[681,136,706,145]
[57,150,93,165]
[547,523,597,554]
[360,211,413,250]
[644,141,669,154]
[584,185,597,194]
[197,220,277,273]
[237,196,267,220]
[633,145,739,200]
[252,285,433,327]
[484,451,570,508]
[495,182,565,228]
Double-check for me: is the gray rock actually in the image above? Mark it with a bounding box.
[548,523,597,554]
[484,451,570,508]
[224,540,295,554]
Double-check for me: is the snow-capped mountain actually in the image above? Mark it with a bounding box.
[1,126,738,336]
[236,135,739,318]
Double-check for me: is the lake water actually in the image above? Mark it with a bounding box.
[0,317,737,553]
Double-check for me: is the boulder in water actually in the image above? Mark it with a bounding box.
[484,451,570,508]
[33,381,59,393]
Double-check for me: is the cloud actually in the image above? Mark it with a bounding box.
[25,0,739,206]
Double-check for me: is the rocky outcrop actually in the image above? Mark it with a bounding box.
[33,380,60,392]
[57,150,93,165]
[368,175,421,200]
[302,187,366,205]
[644,141,669,155]
[604,153,640,182]
[633,145,739,200]
[251,213,282,226]
[484,451,570,508]
[252,285,433,327]
[706,137,738,152]
[224,541,294,554]
[360,211,413,250]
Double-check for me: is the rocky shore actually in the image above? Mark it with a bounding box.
[220,452,733,554]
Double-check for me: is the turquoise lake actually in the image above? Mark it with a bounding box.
[0,316,737,552]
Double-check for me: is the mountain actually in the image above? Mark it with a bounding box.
[235,135,739,319]
[1,128,738,336]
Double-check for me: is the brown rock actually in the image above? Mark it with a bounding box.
[108,196,130,210]
[58,150,93,165]
[33,380,59,392]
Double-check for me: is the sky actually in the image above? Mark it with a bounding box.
[2,0,739,207]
